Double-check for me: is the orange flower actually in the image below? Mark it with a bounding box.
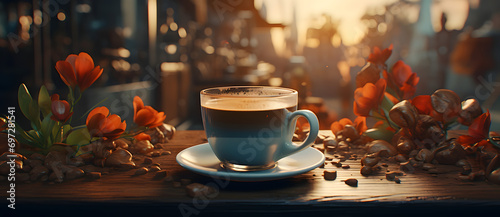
[367,44,393,66]
[133,96,166,128]
[50,94,73,123]
[383,61,420,99]
[354,79,386,117]
[457,111,491,147]
[86,107,126,140]
[331,116,367,135]
[55,52,103,91]
[134,132,151,141]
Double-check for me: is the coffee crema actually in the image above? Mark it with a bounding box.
[202,99,295,111]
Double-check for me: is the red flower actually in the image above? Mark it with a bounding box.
[457,111,491,147]
[354,79,386,117]
[50,94,73,123]
[134,132,151,141]
[411,95,443,122]
[55,52,103,91]
[86,107,126,140]
[384,61,420,99]
[367,44,393,66]
[133,96,166,128]
[330,116,367,135]
[411,95,432,115]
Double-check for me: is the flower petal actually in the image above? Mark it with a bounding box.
[361,83,378,100]
[367,44,393,65]
[65,54,78,67]
[339,118,354,128]
[75,52,95,83]
[456,135,482,147]
[392,61,412,86]
[330,121,343,134]
[355,96,374,109]
[101,114,123,134]
[106,120,127,139]
[79,66,103,91]
[55,61,77,87]
[468,111,491,139]
[51,94,60,101]
[354,101,371,117]
[134,108,156,127]
[375,79,387,104]
[134,132,151,141]
[412,95,433,115]
[354,116,367,134]
[86,107,110,125]
[150,111,166,128]
[133,96,145,120]
[87,113,106,137]
[338,118,353,127]
[102,128,125,140]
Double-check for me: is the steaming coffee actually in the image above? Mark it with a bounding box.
[200,86,319,172]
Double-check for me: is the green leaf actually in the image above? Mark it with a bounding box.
[51,123,72,143]
[364,128,394,142]
[41,114,55,143]
[38,85,51,117]
[14,123,45,149]
[14,123,35,144]
[381,94,395,112]
[18,84,41,128]
[18,84,33,121]
[27,130,41,140]
[66,128,91,146]
[61,124,72,139]
[28,100,41,129]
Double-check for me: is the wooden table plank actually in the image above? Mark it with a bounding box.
[2,130,500,216]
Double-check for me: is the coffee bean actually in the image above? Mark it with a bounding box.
[323,170,337,180]
[344,178,358,187]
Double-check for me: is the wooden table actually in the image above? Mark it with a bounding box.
[3,130,500,216]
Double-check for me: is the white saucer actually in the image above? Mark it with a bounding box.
[176,143,325,182]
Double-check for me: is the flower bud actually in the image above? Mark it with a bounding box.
[355,62,381,88]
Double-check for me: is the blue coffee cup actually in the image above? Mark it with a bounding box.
[201,86,319,172]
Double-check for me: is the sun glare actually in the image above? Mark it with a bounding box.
[255,0,468,55]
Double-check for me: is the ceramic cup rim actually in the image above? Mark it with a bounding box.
[200,86,298,99]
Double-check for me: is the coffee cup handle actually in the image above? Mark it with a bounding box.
[278,110,319,160]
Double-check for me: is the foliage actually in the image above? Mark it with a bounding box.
[7,52,163,154]
[336,45,495,149]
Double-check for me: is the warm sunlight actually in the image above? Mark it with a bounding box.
[256,0,468,54]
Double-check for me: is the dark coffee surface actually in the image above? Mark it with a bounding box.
[201,103,297,165]
[202,106,296,136]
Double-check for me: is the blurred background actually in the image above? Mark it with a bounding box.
[0,0,499,130]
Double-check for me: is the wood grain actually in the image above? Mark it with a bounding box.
[2,130,500,216]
